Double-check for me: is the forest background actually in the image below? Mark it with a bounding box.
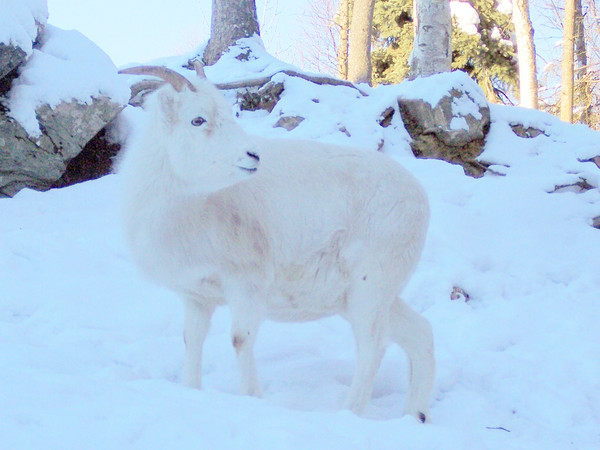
[47,0,600,129]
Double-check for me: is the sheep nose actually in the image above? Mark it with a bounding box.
[247,151,260,162]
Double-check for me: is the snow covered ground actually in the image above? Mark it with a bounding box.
[2,21,600,450]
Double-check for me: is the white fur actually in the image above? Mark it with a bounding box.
[119,75,435,421]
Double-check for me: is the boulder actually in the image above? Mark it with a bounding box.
[398,84,491,177]
[0,43,27,82]
[0,97,123,197]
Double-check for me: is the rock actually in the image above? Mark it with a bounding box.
[0,43,27,82]
[274,115,304,131]
[398,86,491,177]
[0,115,64,197]
[0,97,123,197]
[510,123,545,138]
[238,81,284,113]
[51,126,121,189]
[450,286,471,302]
[36,97,122,160]
[378,107,395,128]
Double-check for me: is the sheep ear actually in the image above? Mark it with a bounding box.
[193,61,206,79]
[158,90,179,128]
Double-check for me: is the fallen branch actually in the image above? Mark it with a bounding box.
[214,69,369,96]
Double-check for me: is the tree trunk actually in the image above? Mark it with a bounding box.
[560,0,576,123]
[574,0,592,124]
[336,0,350,80]
[347,0,376,84]
[512,0,538,109]
[203,0,261,65]
[409,0,452,79]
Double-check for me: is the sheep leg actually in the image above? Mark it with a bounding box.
[344,285,389,414]
[182,299,215,389]
[390,298,435,423]
[230,305,263,397]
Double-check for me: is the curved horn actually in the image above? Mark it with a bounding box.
[118,65,197,93]
[193,60,206,79]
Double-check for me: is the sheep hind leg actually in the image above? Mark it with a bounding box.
[390,298,435,423]
[343,283,390,415]
[182,298,215,389]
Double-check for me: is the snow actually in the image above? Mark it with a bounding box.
[2,35,600,448]
[0,0,48,55]
[450,1,480,36]
[6,24,130,137]
[496,0,513,15]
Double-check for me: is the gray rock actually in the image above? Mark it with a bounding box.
[398,87,491,177]
[36,97,122,160]
[0,115,64,197]
[0,96,123,197]
[0,43,27,81]
[510,123,546,139]
[274,115,304,131]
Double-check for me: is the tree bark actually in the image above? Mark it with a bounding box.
[203,0,261,66]
[512,0,538,109]
[409,0,452,79]
[560,0,576,123]
[336,0,350,80]
[347,0,376,84]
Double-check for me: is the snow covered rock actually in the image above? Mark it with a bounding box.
[0,23,128,197]
[397,71,491,177]
[0,0,47,80]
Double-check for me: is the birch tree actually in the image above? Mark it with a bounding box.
[512,0,538,108]
[203,0,261,65]
[409,0,452,79]
[347,0,376,84]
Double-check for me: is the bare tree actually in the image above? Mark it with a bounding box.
[203,0,261,65]
[348,0,376,84]
[337,0,350,80]
[296,0,341,76]
[409,0,452,79]
[560,0,576,122]
[513,0,539,108]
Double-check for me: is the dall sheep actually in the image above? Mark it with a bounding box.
[118,64,435,422]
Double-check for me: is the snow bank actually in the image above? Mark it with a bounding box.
[0,0,48,55]
[6,25,129,136]
[2,43,600,448]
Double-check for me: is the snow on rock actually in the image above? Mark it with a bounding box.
[2,43,600,448]
[0,0,48,55]
[6,25,129,137]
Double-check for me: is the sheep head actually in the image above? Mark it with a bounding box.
[119,65,260,193]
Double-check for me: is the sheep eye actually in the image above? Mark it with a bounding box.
[191,116,206,126]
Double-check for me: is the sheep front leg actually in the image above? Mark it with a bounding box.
[182,299,215,389]
[230,304,263,397]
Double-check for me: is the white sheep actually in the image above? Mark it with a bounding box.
[118,64,435,422]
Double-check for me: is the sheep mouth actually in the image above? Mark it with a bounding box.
[238,166,258,173]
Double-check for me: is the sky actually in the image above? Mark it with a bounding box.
[47,0,311,67]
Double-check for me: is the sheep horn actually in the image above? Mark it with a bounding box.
[118,65,197,93]
[193,60,206,79]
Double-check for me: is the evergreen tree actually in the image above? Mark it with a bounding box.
[371,0,517,101]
